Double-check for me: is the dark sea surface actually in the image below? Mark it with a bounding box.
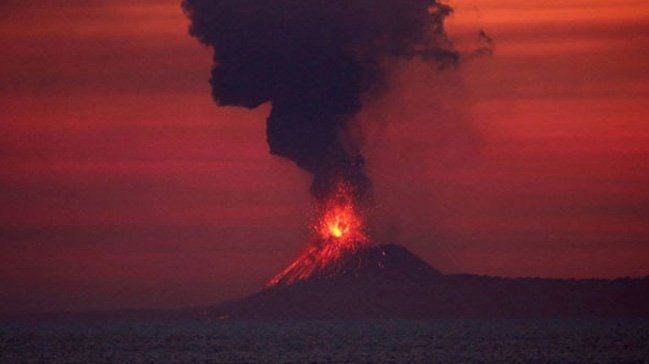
[1,319,648,363]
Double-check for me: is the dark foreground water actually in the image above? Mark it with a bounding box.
[1,319,648,363]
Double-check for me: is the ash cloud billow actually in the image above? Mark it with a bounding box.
[182,0,458,202]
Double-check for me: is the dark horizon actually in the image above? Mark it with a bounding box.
[3,245,648,318]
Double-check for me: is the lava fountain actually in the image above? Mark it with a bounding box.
[317,182,367,244]
[268,182,371,287]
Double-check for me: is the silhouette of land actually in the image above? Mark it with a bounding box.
[3,244,648,322]
[209,244,649,320]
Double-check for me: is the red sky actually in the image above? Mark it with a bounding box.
[1,0,648,314]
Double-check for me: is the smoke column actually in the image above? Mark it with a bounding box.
[182,0,458,203]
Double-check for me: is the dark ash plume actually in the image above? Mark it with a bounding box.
[182,0,458,202]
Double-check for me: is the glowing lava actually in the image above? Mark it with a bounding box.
[318,185,365,243]
[267,182,370,287]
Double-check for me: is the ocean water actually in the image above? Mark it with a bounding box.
[1,319,648,363]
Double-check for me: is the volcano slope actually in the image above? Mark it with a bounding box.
[208,244,649,320]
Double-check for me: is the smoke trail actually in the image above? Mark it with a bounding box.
[182,0,458,202]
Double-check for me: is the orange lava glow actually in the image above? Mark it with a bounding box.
[267,182,370,286]
[318,185,365,242]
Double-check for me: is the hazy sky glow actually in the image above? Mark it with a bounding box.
[1,0,648,314]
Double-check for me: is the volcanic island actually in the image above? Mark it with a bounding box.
[205,184,649,320]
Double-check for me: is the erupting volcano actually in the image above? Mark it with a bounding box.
[182,0,458,289]
[269,182,371,287]
[182,1,649,320]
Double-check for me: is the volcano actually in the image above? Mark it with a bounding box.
[207,244,649,320]
[270,244,442,288]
